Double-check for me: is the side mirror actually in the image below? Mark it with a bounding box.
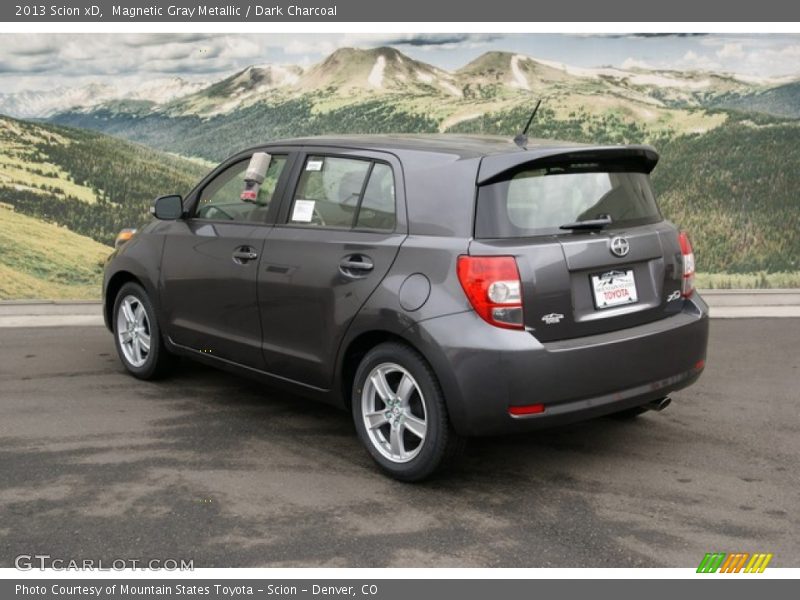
[151,194,183,220]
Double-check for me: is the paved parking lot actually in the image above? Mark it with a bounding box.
[1,319,798,567]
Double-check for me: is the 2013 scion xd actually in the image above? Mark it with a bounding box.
[104,135,709,481]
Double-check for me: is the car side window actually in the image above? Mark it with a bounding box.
[288,155,397,231]
[356,163,396,231]
[288,156,372,228]
[195,155,287,222]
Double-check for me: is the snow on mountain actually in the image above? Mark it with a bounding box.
[0,77,208,118]
[4,47,798,120]
[0,83,117,118]
[163,64,304,115]
[297,47,459,97]
[510,55,531,90]
[129,77,210,104]
[367,55,386,88]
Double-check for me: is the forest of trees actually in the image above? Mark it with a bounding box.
[17,101,800,273]
[1,119,207,245]
[449,107,800,273]
[52,96,441,162]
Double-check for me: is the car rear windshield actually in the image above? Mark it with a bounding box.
[475,167,661,238]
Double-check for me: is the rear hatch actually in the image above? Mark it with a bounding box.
[471,146,686,342]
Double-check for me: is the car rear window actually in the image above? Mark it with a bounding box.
[475,168,661,238]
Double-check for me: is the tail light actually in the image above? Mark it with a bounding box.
[509,403,545,416]
[678,232,695,298]
[457,256,523,329]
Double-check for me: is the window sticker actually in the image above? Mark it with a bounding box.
[306,159,324,171]
[291,199,316,222]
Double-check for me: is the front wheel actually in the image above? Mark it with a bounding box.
[113,282,173,380]
[352,342,464,482]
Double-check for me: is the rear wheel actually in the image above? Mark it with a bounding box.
[352,342,464,481]
[113,282,173,379]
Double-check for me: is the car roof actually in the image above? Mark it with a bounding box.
[252,134,659,181]
[267,134,581,160]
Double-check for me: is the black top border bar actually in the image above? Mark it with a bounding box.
[3,0,799,22]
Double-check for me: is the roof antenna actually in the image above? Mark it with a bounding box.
[513,98,542,150]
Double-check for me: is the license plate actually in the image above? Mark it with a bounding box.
[591,269,638,309]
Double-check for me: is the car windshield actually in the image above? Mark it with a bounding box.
[475,168,661,238]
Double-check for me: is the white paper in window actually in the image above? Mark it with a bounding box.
[291,199,316,222]
[306,160,324,171]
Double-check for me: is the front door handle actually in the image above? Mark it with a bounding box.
[232,246,259,264]
[339,255,374,277]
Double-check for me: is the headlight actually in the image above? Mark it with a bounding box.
[114,228,137,249]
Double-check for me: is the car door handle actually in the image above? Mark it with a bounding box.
[232,247,259,264]
[339,255,374,277]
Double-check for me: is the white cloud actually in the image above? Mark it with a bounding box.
[621,57,654,70]
[0,33,509,93]
[716,43,745,59]
[1,33,799,95]
[776,44,800,58]
[679,50,721,71]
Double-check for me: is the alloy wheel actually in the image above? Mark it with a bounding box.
[116,295,151,368]
[361,362,428,463]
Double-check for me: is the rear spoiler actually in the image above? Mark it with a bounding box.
[477,145,659,185]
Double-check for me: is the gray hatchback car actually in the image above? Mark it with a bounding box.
[104,135,709,481]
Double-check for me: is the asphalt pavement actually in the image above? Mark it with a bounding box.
[0,319,798,567]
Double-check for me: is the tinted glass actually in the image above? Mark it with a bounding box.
[356,163,396,231]
[476,169,661,238]
[289,156,370,228]
[195,155,286,222]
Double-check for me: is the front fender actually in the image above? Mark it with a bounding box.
[103,225,165,330]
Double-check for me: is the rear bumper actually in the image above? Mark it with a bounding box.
[409,295,709,436]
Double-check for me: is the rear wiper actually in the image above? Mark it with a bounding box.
[559,215,613,230]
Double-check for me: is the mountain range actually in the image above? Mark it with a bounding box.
[0,77,209,119]
[0,46,798,298]
[3,47,798,121]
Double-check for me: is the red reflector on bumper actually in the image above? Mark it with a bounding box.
[694,359,705,371]
[508,404,545,416]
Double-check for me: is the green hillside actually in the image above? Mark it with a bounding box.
[50,96,443,162]
[653,115,800,273]
[0,203,109,299]
[448,108,800,273]
[50,51,731,163]
[713,81,800,119]
[39,99,800,275]
[0,115,208,246]
[9,46,800,282]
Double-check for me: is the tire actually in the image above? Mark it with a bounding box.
[352,342,464,482]
[112,282,174,380]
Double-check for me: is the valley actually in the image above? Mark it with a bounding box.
[0,115,209,299]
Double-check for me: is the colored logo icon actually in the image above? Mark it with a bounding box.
[697,552,773,573]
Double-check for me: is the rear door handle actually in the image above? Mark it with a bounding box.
[232,246,259,264]
[339,255,374,277]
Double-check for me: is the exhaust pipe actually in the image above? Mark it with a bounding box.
[646,397,672,412]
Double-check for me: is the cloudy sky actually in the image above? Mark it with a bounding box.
[1,32,799,93]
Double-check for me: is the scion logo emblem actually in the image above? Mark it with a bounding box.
[541,313,564,325]
[610,236,630,257]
